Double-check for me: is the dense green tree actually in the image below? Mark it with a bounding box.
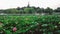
[45,7,53,14]
[17,7,20,10]
[37,8,45,13]
[4,8,19,14]
[54,7,60,12]
[24,8,35,14]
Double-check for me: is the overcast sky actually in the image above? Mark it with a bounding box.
[0,0,60,9]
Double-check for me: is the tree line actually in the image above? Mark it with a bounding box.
[0,6,60,15]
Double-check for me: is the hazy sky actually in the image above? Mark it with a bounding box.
[0,0,60,9]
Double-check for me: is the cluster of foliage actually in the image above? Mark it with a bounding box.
[0,6,60,14]
[0,15,60,34]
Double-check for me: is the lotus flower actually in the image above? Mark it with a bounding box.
[13,27,17,32]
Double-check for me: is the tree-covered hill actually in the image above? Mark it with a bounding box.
[0,6,60,15]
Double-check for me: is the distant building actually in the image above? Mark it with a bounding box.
[27,2,30,8]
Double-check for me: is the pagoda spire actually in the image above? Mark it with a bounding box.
[27,2,30,7]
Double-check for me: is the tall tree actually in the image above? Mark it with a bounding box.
[54,7,60,12]
[45,7,53,14]
[24,8,35,14]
